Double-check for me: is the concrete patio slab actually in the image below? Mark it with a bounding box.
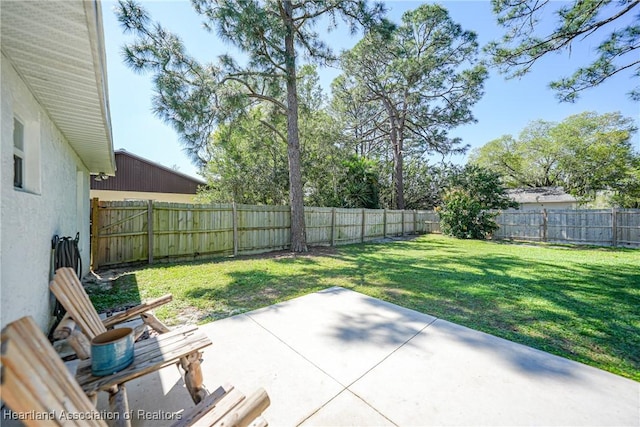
[350,319,639,426]
[246,287,436,386]
[91,286,639,426]
[196,314,344,426]
[117,312,345,426]
[300,390,395,426]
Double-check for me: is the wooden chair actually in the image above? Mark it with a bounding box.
[0,316,270,427]
[50,267,173,354]
[49,267,206,408]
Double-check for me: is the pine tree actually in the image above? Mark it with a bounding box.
[117,0,387,252]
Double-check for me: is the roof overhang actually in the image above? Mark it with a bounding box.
[1,0,115,175]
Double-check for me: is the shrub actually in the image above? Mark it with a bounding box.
[438,189,500,238]
[438,165,517,239]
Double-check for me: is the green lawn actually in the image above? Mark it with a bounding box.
[88,234,640,381]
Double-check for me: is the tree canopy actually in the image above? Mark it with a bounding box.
[486,0,640,102]
[198,66,350,207]
[338,4,487,209]
[470,111,639,205]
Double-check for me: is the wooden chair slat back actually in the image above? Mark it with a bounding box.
[0,316,107,427]
[50,267,106,339]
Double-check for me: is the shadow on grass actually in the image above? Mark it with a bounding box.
[85,272,142,314]
[223,237,639,379]
[326,240,640,380]
[183,257,327,323]
[107,235,639,380]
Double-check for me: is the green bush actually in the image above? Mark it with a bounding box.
[438,165,517,239]
[438,189,500,239]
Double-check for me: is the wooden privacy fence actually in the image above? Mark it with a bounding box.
[90,201,639,269]
[90,199,431,269]
[492,208,640,246]
[423,208,640,247]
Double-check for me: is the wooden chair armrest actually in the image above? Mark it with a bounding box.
[52,314,91,360]
[102,294,172,329]
[53,313,76,340]
[172,384,234,427]
[219,387,270,427]
[172,385,270,427]
[250,416,269,427]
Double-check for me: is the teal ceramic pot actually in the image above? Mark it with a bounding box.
[91,327,134,376]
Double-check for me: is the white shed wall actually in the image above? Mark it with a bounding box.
[91,189,199,203]
[518,202,577,210]
[1,55,91,332]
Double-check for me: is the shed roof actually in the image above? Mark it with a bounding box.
[506,187,578,204]
[1,0,115,174]
[91,150,205,194]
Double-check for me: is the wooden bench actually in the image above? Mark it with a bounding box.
[50,267,208,405]
[0,316,270,427]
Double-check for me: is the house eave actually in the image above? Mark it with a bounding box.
[1,0,115,175]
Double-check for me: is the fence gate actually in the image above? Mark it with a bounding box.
[91,198,152,270]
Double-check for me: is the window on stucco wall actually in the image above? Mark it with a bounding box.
[13,117,24,188]
[12,108,41,194]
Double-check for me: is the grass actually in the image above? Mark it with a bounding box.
[88,234,640,381]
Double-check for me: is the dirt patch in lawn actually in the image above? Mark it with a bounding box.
[238,236,420,260]
[238,245,339,260]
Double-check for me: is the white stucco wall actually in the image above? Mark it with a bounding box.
[518,202,577,210]
[91,189,199,204]
[1,55,91,332]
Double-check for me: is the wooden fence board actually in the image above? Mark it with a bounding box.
[305,208,333,245]
[618,209,640,244]
[385,210,404,236]
[494,210,544,241]
[365,210,385,240]
[96,201,148,266]
[237,205,290,253]
[420,211,440,234]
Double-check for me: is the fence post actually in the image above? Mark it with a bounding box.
[383,209,387,238]
[413,210,418,234]
[330,208,336,246]
[611,207,617,247]
[542,209,548,242]
[90,197,99,271]
[361,209,366,243]
[232,202,238,256]
[402,211,405,236]
[147,200,154,264]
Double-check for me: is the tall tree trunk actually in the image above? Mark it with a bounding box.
[390,116,405,210]
[283,0,308,252]
[393,140,405,210]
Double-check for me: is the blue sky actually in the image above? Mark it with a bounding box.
[101,1,639,179]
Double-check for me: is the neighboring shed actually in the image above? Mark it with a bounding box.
[91,150,206,203]
[1,1,115,331]
[507,187,579,210]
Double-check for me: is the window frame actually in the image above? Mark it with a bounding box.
[13,117,25,189]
